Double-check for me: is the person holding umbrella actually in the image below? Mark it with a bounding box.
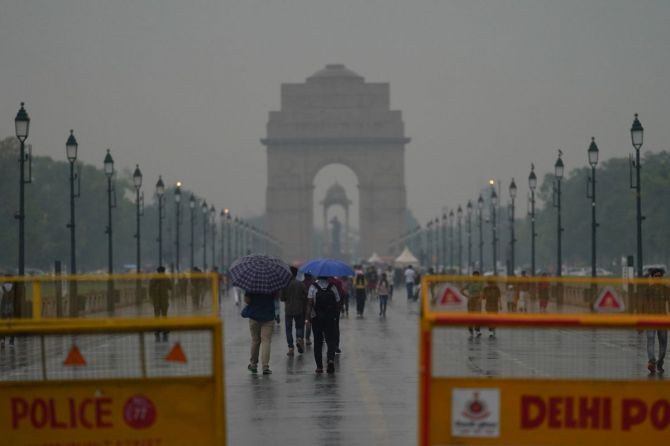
[230,254,293,375]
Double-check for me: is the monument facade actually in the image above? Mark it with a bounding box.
[263,64,410,261]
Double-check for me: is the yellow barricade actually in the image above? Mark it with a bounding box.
[0,317,225,445]
[0,272,220,319]
[419,274,670,446]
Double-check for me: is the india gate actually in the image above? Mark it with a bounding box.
[263,64,410,262]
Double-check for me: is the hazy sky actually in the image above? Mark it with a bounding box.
[1,0,668,231]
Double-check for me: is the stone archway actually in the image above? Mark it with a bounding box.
[262,64,410,261]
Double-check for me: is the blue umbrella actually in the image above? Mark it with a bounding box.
[299,258,354,277]
[229,254,292,294]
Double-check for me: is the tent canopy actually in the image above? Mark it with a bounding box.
[367,252,383,264]
[394,247,419,267]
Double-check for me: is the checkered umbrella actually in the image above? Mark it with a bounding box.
[229,254,292,294]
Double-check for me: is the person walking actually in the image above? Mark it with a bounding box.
[353,271,367,317]
[302,272,315,345]
[340,276,351,317]
[461,270,483,338]
[0,278,16,348]
[328,276,346,355]
[149,266,172,341]
[483,278,502,338]
[643,268,669,375]
[280,266,307,356]
[305,277,341,374]
[242,290,279,375]
[377,273,390,317]
[404,265,416,301]
[190,266,205,310]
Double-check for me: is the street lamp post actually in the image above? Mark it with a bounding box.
[491,188,498,275]
[174,182,182,271]
[448,210,455,272]
[219,209,226,274]
[508,178,517,275]
[441,213,447,271]
[553,151,564,277]
[477,195,484,271]
[66,130,80,317]
[233,217,240,260]
[132,165,143,308]
[155,177,165,268]
[434,217,440,270]
[457,206,463,275]
[630,114,644,278]
[528,165,537,276]
[426,220,433,269]
[202,201,208,270]
[225,211,231,270]
[466,201,473,274]
[189,194,196,270]
[14,103,30,285]
[104,150,116,314]
[587,138,599,277]
[210,205,216,270]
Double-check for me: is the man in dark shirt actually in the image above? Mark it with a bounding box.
[281,267,307,356]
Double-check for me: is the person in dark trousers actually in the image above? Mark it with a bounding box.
[353,272,367,317]
[149,266,172,341]
[377,273,390,317]
[190,266,205,310]
[281,266,307,356]
[305,277,341,374]
[483,279,502,338]
[0,278,16,348]
[643,268,669,375]
[339,276,351,317]
[328,276,347,355]
[302,272,315,345]
[461,271,483,338]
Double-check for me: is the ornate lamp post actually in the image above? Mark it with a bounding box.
[441,213,447,270]
[219,209,225,269]
[233,217,240,260]
[553,151,564,277]
[189,194,196,270]
[477,195,484,271]
[426,220,433,269]
[174,182,182,271]
[14,103,30,282]
[630,114,644,277]
[202,201,208,270]
[104,150,116,314]
[466,200,473,274]
[434,217,440,269]
[457,205,463,275]
[132,165,143,308]
[528,165,537,276]
[155,176,165,268]
[225,210,231,269]
[508,178,517,275]
[490,187,498,275]
[448,210,455,272]
[210,205,216,270]
[587,138,599,277]
[66,130,81,317]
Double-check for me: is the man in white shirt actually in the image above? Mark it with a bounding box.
[404,265,417,301]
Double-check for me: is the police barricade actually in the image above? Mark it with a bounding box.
[0,272,220,319]
[419,274,670,446]
[0,317,225,445]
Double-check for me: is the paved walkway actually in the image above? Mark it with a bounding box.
[223,293,419,446]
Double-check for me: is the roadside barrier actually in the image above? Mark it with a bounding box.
[419,274,670,446]
[0,316,225,445]
[0,272,220,319]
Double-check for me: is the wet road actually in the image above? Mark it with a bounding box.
[223,293,419,446]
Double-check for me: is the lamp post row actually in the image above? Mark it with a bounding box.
[415,113,643,277]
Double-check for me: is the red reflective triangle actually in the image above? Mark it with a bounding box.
[64,345,87,366]
[441,287,463,305]
[594,287,624,312]
[165,342,188,364]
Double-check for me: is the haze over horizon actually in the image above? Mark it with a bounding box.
[1,1,669,231]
